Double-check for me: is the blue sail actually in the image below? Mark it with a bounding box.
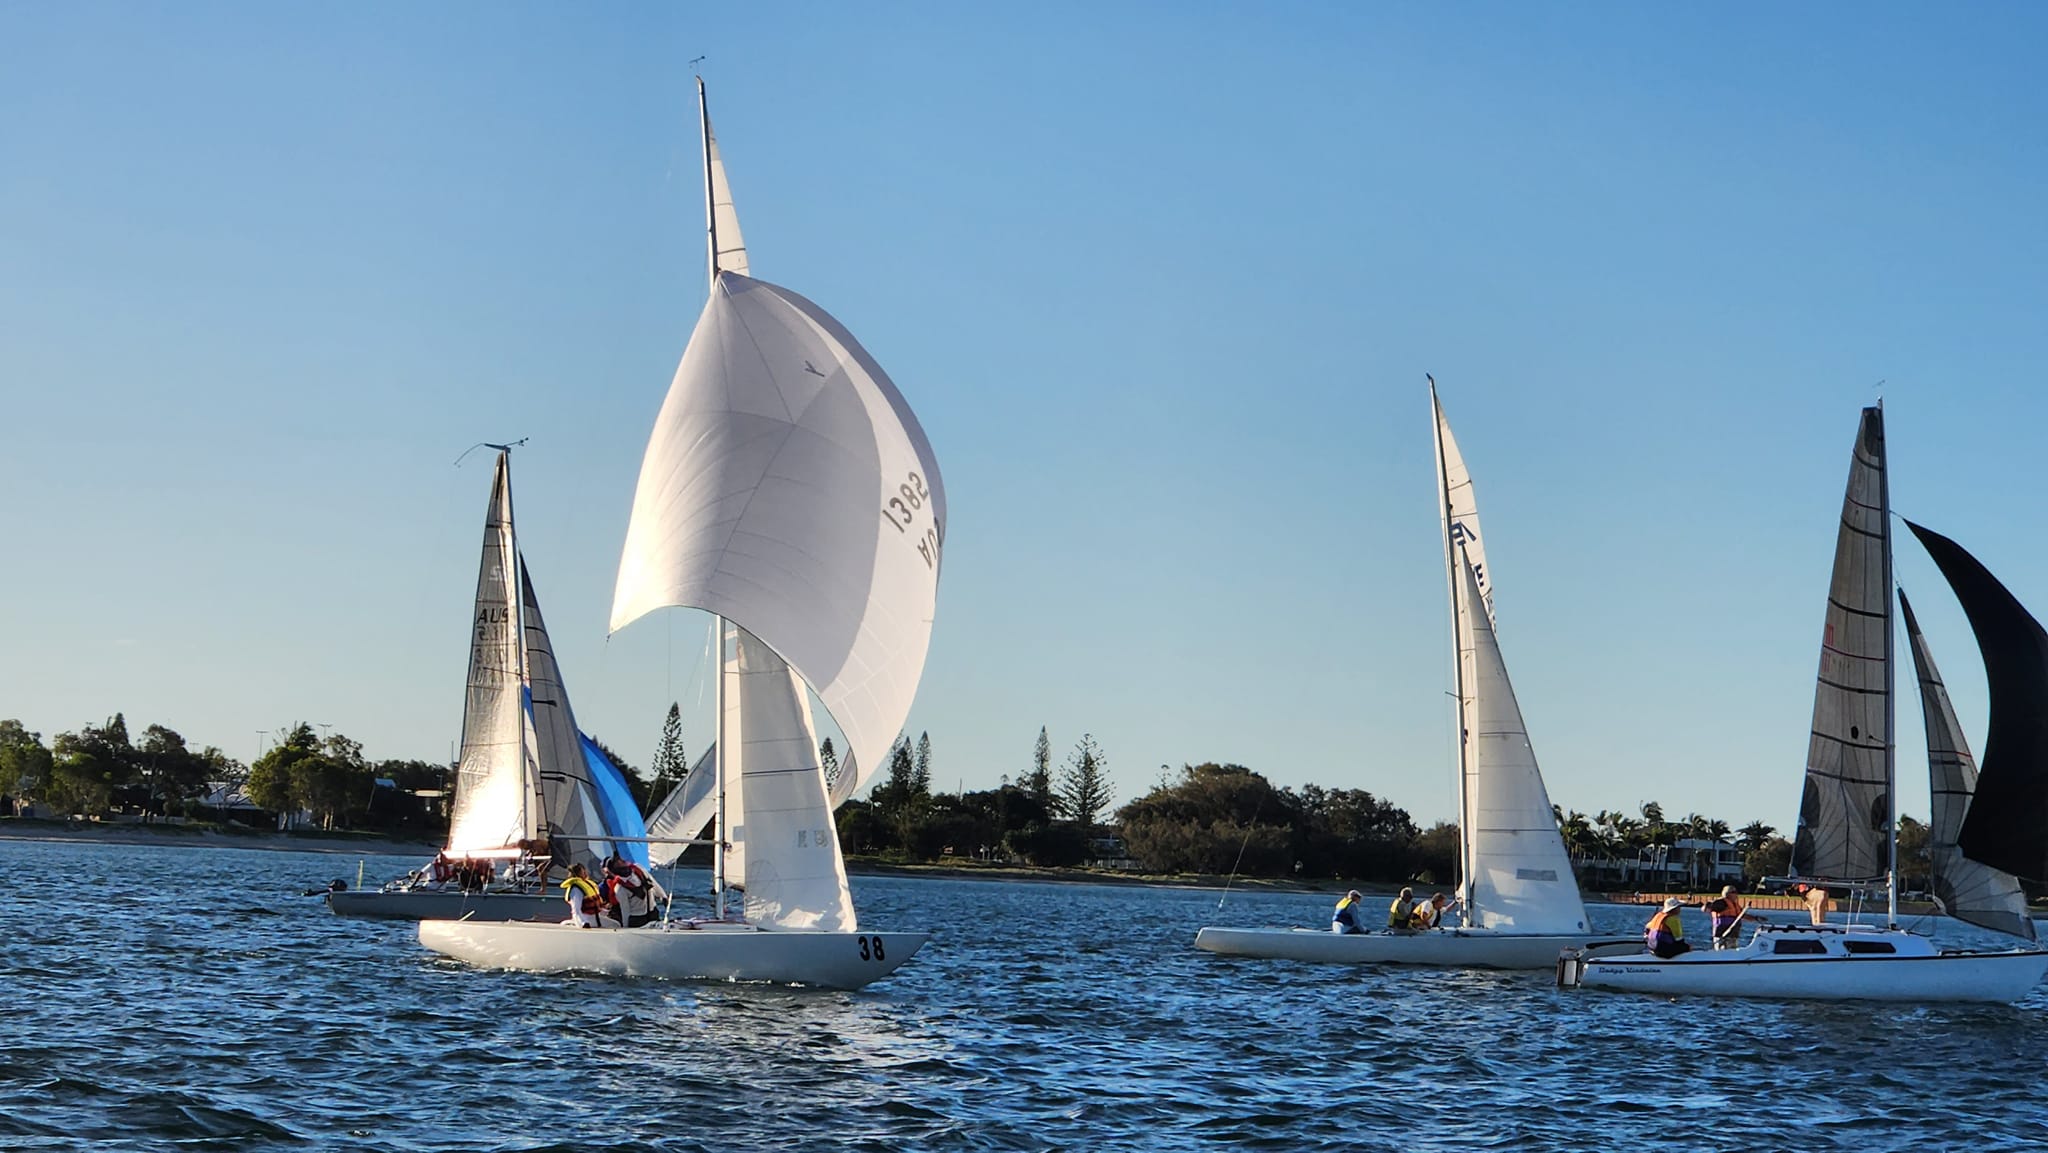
[580,733,650,869]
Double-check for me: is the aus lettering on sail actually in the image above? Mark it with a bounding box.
[881,469,944,571]
[474,605,512,643]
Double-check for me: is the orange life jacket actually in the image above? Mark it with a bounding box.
[1647,906,1684,939]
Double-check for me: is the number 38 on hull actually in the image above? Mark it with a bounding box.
[418,920,928,991]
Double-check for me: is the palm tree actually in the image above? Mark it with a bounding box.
[1736,821,1776,855]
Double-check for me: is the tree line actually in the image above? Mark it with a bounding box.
[17,710,1960,894]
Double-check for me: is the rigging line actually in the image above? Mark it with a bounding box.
[1216,793,1264,910]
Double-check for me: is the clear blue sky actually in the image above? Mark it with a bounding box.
[5,4,2046,834]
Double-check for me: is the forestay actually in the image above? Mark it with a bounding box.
[1908,521,2048,884]
[726,626,856,930]
[1455,552,1587,934]
[1899,589,2035,939]
[446,453,535,858]
[609,272,945,795]
[1792,406,1892,884]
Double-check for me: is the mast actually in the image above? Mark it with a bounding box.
[699,75,719,292]
[501,448,542,841]
[1879,400,1898,928]
[714,617,728,920]
[1429,376,1474,924]
[699,73,729,921]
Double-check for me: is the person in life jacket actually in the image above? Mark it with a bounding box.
[602,855,669,929]
[1388,887,1418,930]
[560,863,609,928]
[1331,890,1366,934]
[1702,885,1760,948]
[1644,896,1691,958]
[1410,892,1454,930]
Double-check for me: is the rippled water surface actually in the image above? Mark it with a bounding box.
[7,838,2048,1151]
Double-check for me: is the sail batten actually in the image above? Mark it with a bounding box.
[1906,521,2048,883]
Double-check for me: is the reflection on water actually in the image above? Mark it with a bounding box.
[4,838,2047,1151]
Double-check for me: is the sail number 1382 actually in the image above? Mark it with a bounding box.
[881,470,943,570]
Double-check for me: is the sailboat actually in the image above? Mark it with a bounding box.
[331,449,648,921]
[1194,381,1595,968]
[419,78,941,989]
[1560,405,2048,1002]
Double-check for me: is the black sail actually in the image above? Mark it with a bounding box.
[1899,588,2036,938]
[1906,520,2048,882]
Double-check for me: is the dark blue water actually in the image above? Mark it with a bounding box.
[5,838,2047,1151]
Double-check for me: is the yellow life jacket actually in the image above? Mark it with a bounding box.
[1388,897,1416,928]
[561,876,601,909]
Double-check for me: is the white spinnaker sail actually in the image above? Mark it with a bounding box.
[447,453,535,857]
[644,744,717,869]
[704,104,749,279]
[519,560,611,871]
[1793,407,1892,883]
[1431,380,1496,626]
[610,272,945,794]
[728,626,856,930]
[1900,590,2036,940]
[1455,551,1587,934]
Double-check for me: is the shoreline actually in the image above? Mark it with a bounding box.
[0,819,441,858]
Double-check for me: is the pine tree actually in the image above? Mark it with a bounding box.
[1028,726,1054,813]
[820,737,839,791]
[1060,733,1113,833]
[649,703,685,807]
[912,731,933,800]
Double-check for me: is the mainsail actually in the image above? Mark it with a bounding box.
[1430,378,1497,626]
[446,453,536,857]
[1792,406,1893,883]
[1899,589,2035,938]
[1455,550,1587,934]
[700,78,749,280]
[1907,521,2048,883]
[608,272,946,796]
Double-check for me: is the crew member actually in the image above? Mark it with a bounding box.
[1331,890,1365,934]
[604,854,669,929]
[1645,896,1690,958]
[1411,892,1453,930]
[1388,887,1418,930]
[1703,885,1760,948]
[1797,882,1832,925]
[560,863,608,928]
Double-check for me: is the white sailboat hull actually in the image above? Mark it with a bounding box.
[1194,925,1594,970]
[418,919,927,990]
[1560,925,2048,1003]
[327,889,561,922]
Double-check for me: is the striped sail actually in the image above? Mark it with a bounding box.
[1899,589,2035,939]
[1791,406,1893,884]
